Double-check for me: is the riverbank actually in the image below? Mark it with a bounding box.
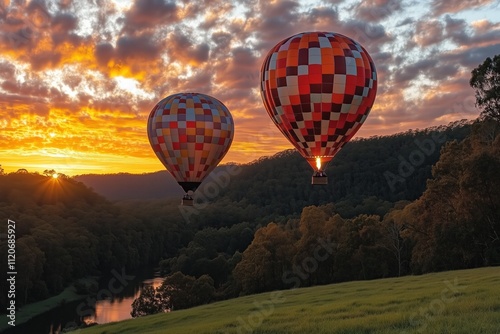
[0,277,97,332]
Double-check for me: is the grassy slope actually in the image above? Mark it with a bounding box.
[2,286,80,332]
[77,267,500,334]
[0,278,96,332]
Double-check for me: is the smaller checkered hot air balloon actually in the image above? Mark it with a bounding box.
[261,32,377,185]
[147,93,234,205]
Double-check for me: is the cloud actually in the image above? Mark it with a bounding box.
[210,31,233,56]
[431,0,495,16]
[444,15,471,45]
[30,51,63,70]
[51,13,78,32]
[306,6,339,28]
[122,0,178,33]
[390,55,458,88]
[397,17,413,27]
[94,42,114,66]
[165,29,210,65]
[442,43,500,68]
[338,20,392,52]
[427,63,460,81]
[413,19,445,47]
[197,1,234,30]
[471,19,500,33]
[251,0,303,52]
[116,34,162,60]
[0,61,15,79]
[93,34,165,80]
[214,47,259,90]
[1,79,48,98]
[0,92,51,117]
[353,0,403,22]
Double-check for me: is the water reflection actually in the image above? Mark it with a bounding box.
[3,273,164,334]
[84,277,164,325]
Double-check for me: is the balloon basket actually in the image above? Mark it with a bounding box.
[182,195,194,206]
[312,172,328,185]
[182,198,194,206]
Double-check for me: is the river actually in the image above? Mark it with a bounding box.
[3,270,164,334]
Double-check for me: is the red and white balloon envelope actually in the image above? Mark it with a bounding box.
[260,32,377,184]
[147,93,234,205]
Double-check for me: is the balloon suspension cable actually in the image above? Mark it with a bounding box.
[178,182,200,206]
[182,193,194,206]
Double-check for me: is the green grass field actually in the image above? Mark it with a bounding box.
[0,277,96,332]
[76,267,500,334]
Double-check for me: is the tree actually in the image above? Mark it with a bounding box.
[403,120,500,273]
[293,205,336,285]
[233,223,296,294]
[16,236,46,304]
[381,210,411,277]
[43,169,57,177]
[131,286,168,318]
[470,54,500,121]
[131,272,216,317]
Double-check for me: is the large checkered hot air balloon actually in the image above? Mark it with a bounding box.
[147,93,234,205]
[260,32,377,184]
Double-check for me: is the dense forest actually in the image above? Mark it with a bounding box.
[1,118,498,322]
[0,174,195,307]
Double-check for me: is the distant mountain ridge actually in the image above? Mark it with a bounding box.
[75,120,473,205]
[74,165,239,201]
[74,171,184,200]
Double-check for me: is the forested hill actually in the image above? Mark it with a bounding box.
[76,120,472,218]
[214,120,472,218]
[75,171,184,200]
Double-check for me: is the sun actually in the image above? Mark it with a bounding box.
[52,173,59,179]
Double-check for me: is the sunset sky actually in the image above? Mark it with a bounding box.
[1,0,499,175]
